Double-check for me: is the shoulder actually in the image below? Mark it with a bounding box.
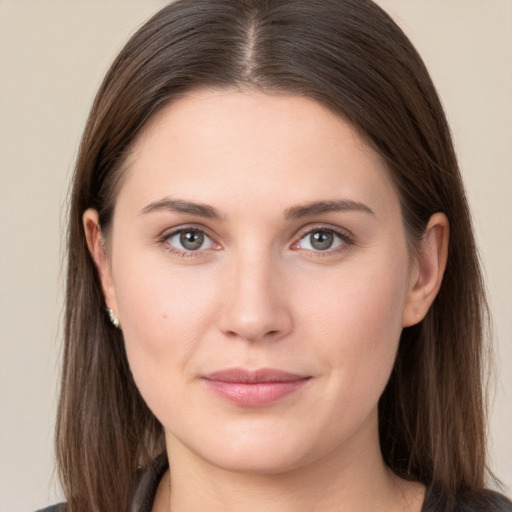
[423,486,512,512]
[34,504,66,512]
[453,490,512,512]
[33,455,168,512]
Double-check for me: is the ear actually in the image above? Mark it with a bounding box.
[402,212,449,327]
[83,208,119,317]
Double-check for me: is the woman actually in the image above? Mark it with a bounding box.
[39,0,511,511]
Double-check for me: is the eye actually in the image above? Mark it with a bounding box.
[294,228,348,252]
[165,228,216,253]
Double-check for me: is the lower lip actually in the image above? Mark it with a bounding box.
[202,379,310,407]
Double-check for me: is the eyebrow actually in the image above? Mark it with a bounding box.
[140,198,223,220]
[140,197,374,221]
[284,199,375,219]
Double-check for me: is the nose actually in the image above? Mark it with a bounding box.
[217,251,293,343]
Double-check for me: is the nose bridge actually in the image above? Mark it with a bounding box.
[218,244,292,342]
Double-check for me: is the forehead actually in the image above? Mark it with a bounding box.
[117,88,398,218]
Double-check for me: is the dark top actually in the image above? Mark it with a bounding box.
[36,455,512,512]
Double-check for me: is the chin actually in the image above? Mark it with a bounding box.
[202,445,312,476]
[171,419,337,477]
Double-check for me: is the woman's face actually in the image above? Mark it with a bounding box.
[89,89,431,475]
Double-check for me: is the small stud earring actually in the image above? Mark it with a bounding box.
[107,307,120,328]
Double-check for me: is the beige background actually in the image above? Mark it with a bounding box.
[0,1,511,511]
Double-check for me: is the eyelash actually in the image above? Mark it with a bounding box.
[159,225,354,258]
[160,226,219,258]
[292,226,354,256]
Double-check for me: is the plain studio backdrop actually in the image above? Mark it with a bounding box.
[0,1,511,511]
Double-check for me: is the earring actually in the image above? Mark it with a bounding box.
[107,307,120,328]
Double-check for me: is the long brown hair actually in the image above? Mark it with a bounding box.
[57,1,492,510]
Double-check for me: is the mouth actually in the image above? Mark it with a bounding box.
[202,368,311,407]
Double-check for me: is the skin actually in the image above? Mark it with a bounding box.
[84,89,448,512]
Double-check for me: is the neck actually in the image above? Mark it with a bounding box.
[154,413,425,512]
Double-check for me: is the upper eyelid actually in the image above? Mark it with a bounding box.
[160,224,215,240]
[295,223,354,241]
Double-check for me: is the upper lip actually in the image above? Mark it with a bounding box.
[203,368,309,383]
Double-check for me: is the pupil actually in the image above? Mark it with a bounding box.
[180,231,204,250]
[311,231,333,250]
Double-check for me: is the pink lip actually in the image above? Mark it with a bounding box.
[202,368,311,407]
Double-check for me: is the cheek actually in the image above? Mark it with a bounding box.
[300,252,409,399]
[114,239,219,337]
[111,252,222,407]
